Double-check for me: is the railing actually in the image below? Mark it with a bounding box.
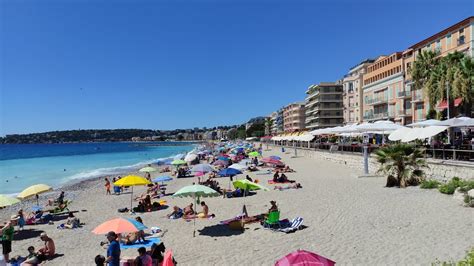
[267,142,474,163]
[398,109,413,116]
[397,91,411,98]
[366,97,388,105]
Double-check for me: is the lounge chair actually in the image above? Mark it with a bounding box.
[277,217,303,233]
[263,211,280,229]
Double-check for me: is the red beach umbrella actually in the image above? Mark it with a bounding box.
[262,158,284,166]
[275,250,335,266]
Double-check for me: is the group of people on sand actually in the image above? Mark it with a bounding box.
[1,228,55,266]
[167,201,215,220]
[272,171,295,183]
[97,229,174,266]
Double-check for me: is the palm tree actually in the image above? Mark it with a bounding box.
[452,56,474,116]
[374,144,427,188]
[410,50,439,111]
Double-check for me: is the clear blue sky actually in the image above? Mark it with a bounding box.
[1,0,472,135]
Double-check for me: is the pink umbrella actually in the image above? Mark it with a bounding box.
[195,172,205,177]
[262,158,284,166]
[162,249,175,266]
[275,250,335,266]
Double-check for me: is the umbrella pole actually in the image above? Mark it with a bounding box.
[130,187,134,212]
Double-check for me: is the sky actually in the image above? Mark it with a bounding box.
[1,0,473,135]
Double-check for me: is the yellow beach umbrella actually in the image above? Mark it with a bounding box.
[0,195,21,208]
[114,175,151,211]
[17,184,52,205]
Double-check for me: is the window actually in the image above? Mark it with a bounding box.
[436,40,441,51]
[447,34,452,47]
[458,35,465,45]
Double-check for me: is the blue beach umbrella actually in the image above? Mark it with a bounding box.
[217,156,230,161]
[152,176,173,183]
[270,156,282,160]
[218,168,242,177]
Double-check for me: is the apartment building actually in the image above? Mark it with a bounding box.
[404,16,474,121]
[283,102,306,132]
[305,83,344,130]
[342,59,374,124]
[271,108,284,134]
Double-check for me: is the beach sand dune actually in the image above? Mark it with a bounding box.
[1,147,472,265]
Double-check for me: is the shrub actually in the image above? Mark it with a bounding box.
[433,247,474,265]
[458,180,474,193]
[438,177,465,195]
[420,179,441,189]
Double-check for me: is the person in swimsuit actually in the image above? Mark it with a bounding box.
[105,178,111,195]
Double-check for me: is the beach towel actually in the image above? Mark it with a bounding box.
[120,237,161,250]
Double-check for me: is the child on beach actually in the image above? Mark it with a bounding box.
[105,178,111,195]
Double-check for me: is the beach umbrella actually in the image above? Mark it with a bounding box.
[152,175,173,183]
[17,184,52,205]
[434,117,474,127]
[92,217,147,235]
[213,160,228,167]
[184,153,198,162]
[262,158,284,166]
[275,250,336,266]
[156,158,173,165]
[190,164,214,173]
[388,127,414,141]
[114,175,151,211]
[0,195,21,208]
[194,172,205,177]
[406,119,440,128]
[233,179,269,193]
[269,156,281,160]
[248,151,260,157]
[172,185,220,237]
[171,159,186,166]
[218,168,242,177]
[139,166,157,173]
[162,250,175,266]
[217,156,230,161]
[228,164,246,171]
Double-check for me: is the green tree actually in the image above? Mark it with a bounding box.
[374,144,427,188]
[264,117,273,136]
[410,50,439,110]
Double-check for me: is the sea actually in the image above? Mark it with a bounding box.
[0,142,196,195]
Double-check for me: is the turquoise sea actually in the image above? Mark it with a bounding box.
[0,142,195,195]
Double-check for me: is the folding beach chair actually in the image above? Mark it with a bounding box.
[263,211,280,229]
[278,217,303,233]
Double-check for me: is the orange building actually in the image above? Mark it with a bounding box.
[362,53,409,124]
[283,102,306,132]
[405,16,474,121]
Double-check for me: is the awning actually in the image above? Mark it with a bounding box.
[436,97,462,110]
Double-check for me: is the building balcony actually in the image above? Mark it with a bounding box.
[397,91,412,99]
[363,112,395,121]
[398,109,413,116]
[366,97,388,105]
[411,92,424,103]
[315,98,343,103]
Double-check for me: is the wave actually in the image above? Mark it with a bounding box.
[63,154,177,182]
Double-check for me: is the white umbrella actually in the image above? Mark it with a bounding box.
[418,126,448,139]
[406,119,440,127]
[388,127,414,141]
[401,127,424,142]
[434,117,474,127]
[228,164,246,171]
[184,153,198,162]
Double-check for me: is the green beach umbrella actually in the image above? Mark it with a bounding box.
[0,195,21,208]
[139,166,157,173]
[233,179,269,192]
[171,159,186,166]
[248,151,260,157]
[172,185,220,237]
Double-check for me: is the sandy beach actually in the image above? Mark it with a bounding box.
[1,146,472,265]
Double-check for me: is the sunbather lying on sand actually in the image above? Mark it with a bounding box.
[274,183,302,190]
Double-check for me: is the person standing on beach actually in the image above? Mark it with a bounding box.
[0,215,18,263]
[106,231,120,266]
[105,178,111,195]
